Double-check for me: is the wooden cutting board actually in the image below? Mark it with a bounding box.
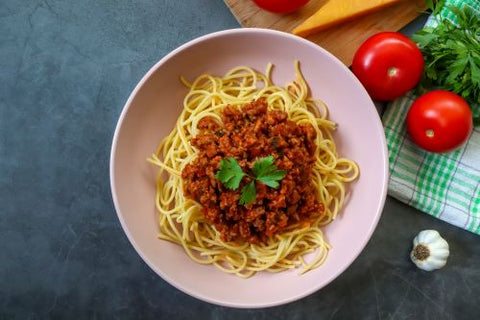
[224,0,426,65]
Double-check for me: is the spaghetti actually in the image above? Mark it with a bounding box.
[148,62,359,277]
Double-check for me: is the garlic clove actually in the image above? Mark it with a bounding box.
[428,239,449,251]
[418,229,440,243]
[410,230,450,271]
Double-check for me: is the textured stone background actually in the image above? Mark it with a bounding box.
[1,1,479,319]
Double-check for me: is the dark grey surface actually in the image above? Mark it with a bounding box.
[1,1,479,319]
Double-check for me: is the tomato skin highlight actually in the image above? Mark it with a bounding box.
[352,32,424,101]
[252,0,309,13]
[406,90,473,153]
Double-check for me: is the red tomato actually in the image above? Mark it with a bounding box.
[352,32,424,101]
[406,90,472,153]
[252,0,309,13]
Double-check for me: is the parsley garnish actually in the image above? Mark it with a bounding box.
[214,157,246,190]
[411,1,480,105]
[215,156,286,205]
[252,155,286,188]
[239,181,256,206]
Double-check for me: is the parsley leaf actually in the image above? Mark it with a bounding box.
[411,3,480,104]
[214,157,246,190]
[252,155,276,177]
[253,156,286,188]
[425,0,434,11]
[239,181,256,205]
[474,118,480,127]
[257,170,286,188]
[215,155,287,205]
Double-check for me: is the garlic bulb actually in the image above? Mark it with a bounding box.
[410,230,449,271]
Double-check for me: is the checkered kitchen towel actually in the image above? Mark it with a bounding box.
[382,0,480,234]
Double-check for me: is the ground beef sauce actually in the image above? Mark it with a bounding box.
[181,99,325,244]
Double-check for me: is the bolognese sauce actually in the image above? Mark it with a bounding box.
[181,99,324,244]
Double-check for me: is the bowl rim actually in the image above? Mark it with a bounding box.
[109,27,389,308]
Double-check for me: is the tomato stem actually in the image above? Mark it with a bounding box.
[387,67,398,77]
[426,129,435,138]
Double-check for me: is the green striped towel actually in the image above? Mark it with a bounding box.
[382,0,480,234]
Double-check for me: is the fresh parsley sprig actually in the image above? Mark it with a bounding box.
[215,155,286,205]
[411,1,480,105]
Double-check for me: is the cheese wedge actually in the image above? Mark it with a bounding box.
[292,0,403,37]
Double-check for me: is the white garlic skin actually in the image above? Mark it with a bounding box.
[410,230,450,271]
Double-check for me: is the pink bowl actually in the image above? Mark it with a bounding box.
[110,28,388,308]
